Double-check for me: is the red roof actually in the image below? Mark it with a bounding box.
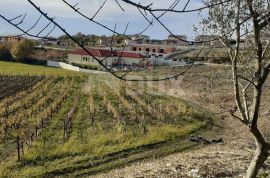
[70,48,145,59]
[70,48,113,57]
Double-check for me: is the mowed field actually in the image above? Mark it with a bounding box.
[0,62,216,177]
[0,61,81,76]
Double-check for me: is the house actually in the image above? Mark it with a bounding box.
[68,48,152,69]
[130,44,176,55]
[39,38,59,46]
[245,31,270,45]
[97,36,110,46]
[59,39,76,48]
[97,36,128,47]
[1,35,23,43]
[129,35,150,44]
[166,35,189,46]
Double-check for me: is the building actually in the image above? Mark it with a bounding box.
[128,35,150,44]
[130,44,176,55]
[129,35,188,55]
[97,36,110,46]
[1,35,23,43]
[59,38,76,48]
[68,48,152,69]
[166,35,189,46]
[195,35,225,48]
[245,30,270,45]
[96,35,130,47]
[39,38,59,46]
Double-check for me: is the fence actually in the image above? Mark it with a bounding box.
[47,60,107,74]
[47,60,79,71]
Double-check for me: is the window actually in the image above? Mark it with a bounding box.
[159,49,164,53]
[146,48,150,52]
[152,49,156,53]
[133,47,137,51]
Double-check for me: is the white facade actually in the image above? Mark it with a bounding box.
[68,53,152,68]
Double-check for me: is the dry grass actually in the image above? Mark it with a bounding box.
[96,65,270,178]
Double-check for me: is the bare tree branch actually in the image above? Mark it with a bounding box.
[121,0,233,13]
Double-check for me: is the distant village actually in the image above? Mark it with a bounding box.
[1,32,269,70]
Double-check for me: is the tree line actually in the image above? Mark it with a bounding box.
[0,39,35,62]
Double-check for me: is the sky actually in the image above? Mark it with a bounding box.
[0,0,208,40]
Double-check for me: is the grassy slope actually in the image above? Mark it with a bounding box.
[0,74,218,178]
[0,61,82,76]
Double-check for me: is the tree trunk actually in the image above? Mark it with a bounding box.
[245,141,269,178]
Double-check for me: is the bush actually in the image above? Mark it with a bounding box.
[11,39,35,62]
[0,45,11,60]
[207,57,230,64]
[70,62,98,70]
[23,58,47,66]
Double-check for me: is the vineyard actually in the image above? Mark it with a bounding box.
[0,75,213,177]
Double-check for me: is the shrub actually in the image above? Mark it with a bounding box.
[0,45,11,60]
[11,39,35,62]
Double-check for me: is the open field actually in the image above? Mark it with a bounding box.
[0,71,216,177]
[4,63,269,177]
[0,61,82,76]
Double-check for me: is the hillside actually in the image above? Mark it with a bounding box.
[0,70,216,177]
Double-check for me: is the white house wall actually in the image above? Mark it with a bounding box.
[68,53,152,67]
[68,54,99,66]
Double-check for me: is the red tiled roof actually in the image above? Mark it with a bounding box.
[70,48,145,59]
[70,48,113,57]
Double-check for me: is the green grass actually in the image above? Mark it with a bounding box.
[0,61,83,76]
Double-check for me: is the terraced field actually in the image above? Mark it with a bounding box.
[0,75,213,177]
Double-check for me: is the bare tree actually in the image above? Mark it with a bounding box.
[203,0,270,177]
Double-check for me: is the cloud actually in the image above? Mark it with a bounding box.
[1,0,205,20]
[0,0,206,39]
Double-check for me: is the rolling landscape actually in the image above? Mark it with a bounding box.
[0,63,217,177]
[0,0,270,177]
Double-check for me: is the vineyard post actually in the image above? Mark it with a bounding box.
[41,118,44,129]
[5,103,9,121]
[35,125,38,139]
[16,136,20,161]
[21,141,25,160]
[63,119,67,143]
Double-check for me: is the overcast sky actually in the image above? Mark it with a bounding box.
[0,0,207,39]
